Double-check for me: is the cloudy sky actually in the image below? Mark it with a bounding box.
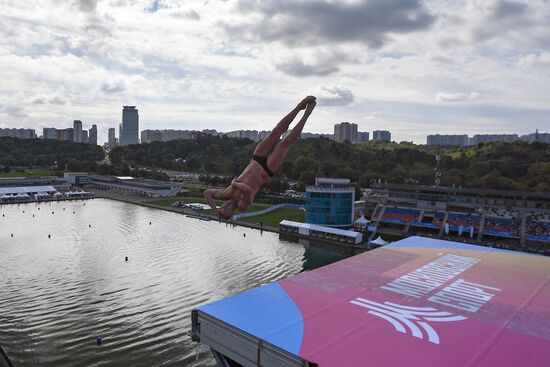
[0,0,549,143]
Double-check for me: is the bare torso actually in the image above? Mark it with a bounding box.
[227,160,270,199]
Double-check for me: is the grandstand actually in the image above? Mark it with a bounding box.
[379,207,419,224]
[484,217,521,238]
[527,220,550,242]
[363,184,550,254]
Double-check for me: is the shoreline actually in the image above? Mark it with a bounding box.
[88,189,370,250]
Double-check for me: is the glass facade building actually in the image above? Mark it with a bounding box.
[306,178,355,227]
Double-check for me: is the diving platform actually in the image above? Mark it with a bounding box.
[191,236,550,366]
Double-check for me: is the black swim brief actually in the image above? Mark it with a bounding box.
[252,155,274,177]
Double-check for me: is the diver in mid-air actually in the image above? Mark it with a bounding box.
[204,96,317,219]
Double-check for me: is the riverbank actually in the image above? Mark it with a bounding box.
[88,189,374,250]
[88,189,281,234]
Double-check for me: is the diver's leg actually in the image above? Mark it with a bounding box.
[254,96,316,157]
[267,101,316,172]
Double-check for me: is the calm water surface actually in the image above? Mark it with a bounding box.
[0,199,353,366]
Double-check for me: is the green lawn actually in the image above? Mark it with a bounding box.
[241,208,305,227]
[0,169,57,178]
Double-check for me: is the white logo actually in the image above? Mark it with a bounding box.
[350,297,467,344]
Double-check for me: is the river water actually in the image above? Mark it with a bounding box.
[0,199,354,366]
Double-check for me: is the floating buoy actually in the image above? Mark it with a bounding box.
[38,207,40,210]
[63,208,65,210]
[125,256,128,262]
[243,233,246,237]
[73,211,75,214]
[96,336,102,345]
[23,210,25,213]
[52,211,54,214]
[149,222,152,225]
[33,214,35,217]
[89,224,91,228]
[48,234,51,239]
[11,234,13,237]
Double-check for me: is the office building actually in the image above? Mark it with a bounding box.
[334,122,358,143]
[427,134,469,146]
[372,130,391,142]
[356,131,370,144]
[81,130,88,144]
[59,128,74,142]
[119,106,139,146]
[43,128,58,140]
[141,129,195,143]
[521,130,550,144]
[225,130,260,141]
[88,125,97,145]
[0,128,36,139]
[472,134,518,145]
[107,128,117,148]
[73,120,83,143]
[306,178,355,227]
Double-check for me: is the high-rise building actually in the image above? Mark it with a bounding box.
[107,128,117,148]
[88,124,97,145]
[58,128,74,142]
[43,128,58,140]
[81,130,88,144]
[119,106,139,146]
[427,134,469,146]
[334,122,358,143]
[472,134,519,145]
[305,178,355,227]
[372,130,391,142]
[141,129,195,143]
[355,131,370,144]
[520,130,550,144]
[73,120,83,143]
[0,128,36,139]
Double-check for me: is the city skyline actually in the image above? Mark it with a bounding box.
[1,1,549,144]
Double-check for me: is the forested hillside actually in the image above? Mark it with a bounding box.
[111,136,550,192]
[0,137,105,167]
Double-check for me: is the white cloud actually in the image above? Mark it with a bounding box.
[435,92,480,102]
[0,0,548,143]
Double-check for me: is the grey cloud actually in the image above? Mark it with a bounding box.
[276,57,339,77]
[74,0,98,12]
[3,106,28,118]
[276,50,354,77]
[30,95,68,105]
[471,1,535,43]
[223,0,436,48]
[50,96,69,105]
[101,80,126,93]
[318,87,354,106]
[493,1,529,18]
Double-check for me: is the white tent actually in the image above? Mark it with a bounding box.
[54,192,63,197]
[354,215,370,229]
[370,236,389,246]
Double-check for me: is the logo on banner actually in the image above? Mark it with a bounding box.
[350,297,466,344]
[351,253,500,344]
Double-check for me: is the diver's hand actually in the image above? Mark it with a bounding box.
[296,96,316,111]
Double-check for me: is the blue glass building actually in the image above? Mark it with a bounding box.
[306,178,355,227]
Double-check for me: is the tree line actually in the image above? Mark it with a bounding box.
[2,135,549,192]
